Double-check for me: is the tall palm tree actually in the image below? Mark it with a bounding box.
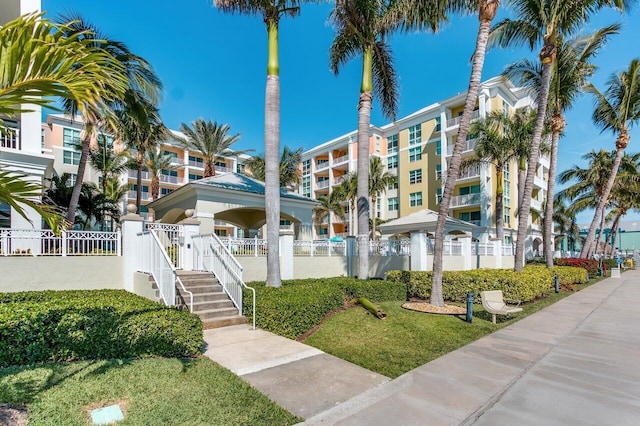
[143,149,182,201]
[505,26,619,266]
[369,156,396,241]
[57,13,161,226]
[176,119,247,178]
[329,0,402,280]
[489,0,629,271]
[76,182,119,230]
[103,176,128,229]
[339,172,358,236]
[553,198,582,253]
[244,146,303,188]
[580,59,640,257]
[463,111,520,241]
[215,0,313,288]
[89,135,130,196]
[312,186,347,236]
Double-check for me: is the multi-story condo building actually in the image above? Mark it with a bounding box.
[300,76,549,251]
[43,114,251,235]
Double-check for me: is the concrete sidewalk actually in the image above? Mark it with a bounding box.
[203,271,640,424]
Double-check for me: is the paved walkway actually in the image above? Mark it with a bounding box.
[203,270,640,425]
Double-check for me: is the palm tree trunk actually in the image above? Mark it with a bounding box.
[580,147,625,258]
[136,150,144,215]
[433,12,494,306]
[518,156,526,210]
[371,194,377,241]
[205,163,215,178]
[265,20,281,287]
[544,128,560,267]
[608,212,622,256]
[356,47,373,280]
[514,59,553,271]
[495,164,504,241]
[151,176,159,201]
[66,130,92,226]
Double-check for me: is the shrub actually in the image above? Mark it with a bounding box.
[0,290,202,367]
[552,266,588,285]
[386,266,555,303]
[243,277,405,339]
[601,258,618,270]
[554,258,598,275]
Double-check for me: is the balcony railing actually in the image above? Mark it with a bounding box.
[188,160,203,168]
[446,110,480,129]
[457,164,481,180]
[128,170,151,181]
[447,137,477,156]
[215,165,231,173]
[530,198,543,212]
[332,154,348,165]
[316,180,330,189]
[0,127,20,150]
[127,190,151,201]
[450,193,481,207]
[315,160,330,171]
[160,174,180,184]
[534,175,546,189]
[332,175,347,186]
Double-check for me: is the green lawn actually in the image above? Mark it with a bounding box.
[303,280,600,378]
[0,357,300,426]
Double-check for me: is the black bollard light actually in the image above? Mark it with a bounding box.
[466,292,474,323]
[554,275,560,293]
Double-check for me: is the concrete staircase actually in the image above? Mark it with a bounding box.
[175,271,247,329]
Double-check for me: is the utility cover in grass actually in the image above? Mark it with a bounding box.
[90,405,124,425]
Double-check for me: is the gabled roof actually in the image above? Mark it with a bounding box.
[379,208,479,235]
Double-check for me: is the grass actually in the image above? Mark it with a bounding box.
[303,279,603,379]
[0,357,300,426]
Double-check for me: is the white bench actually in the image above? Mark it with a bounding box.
[480,290,523,324]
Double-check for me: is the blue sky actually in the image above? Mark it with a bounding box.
[41,1,640,221]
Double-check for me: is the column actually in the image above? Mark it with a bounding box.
[179,209,200,272]
[410,231,428,271]
[490,237,502,269]
[121,204,144,292]
[280,229,294,280]
[458,235,472,270]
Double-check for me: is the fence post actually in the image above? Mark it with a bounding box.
[491,237,502,269]
[62,230,67,257]
[328,240,332,257]
[458,236,472,270]
[179,209,200,271]
[121,204,145,292]
[254,236,258,257]
[310,239,314,257]
[280,230,294,280]
[116,230,122,256]
[346,235,357,277]
[410,231,428,271]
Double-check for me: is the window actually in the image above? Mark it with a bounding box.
[131,184,149,193]
[460,211,481,222]
[98,134,114,150]
[62,128,81,149]
[435,140,442,156]
[41,128,45,149]
[388,181,398,190]
[387,134,398,153]
[504,185,511,207]
[435,116,441,132]
[409,124,422,146]
[0,202,10,228]
[459,184,481,195]
[376,136,381,153]
[409,147,422,162]
[504,207,511,225]
[161,188,173,196]
[410,192,423,207]
[436,188,442,203]
[377,198,381,218]
[302,176,311,197]
[162,169,178,177]
[503,100,510,117]
[387,155,398,169]
[302,159,311,175]
[189,155,204,165]
[63,150,81,165]
[188,173,202,182]
[236,163,245,174]
[318,227,328,235]
[436,164,442,180]
[504,162,510,180]
[409,169,422,185]
[162,150,178,159]
[388,197,399,211]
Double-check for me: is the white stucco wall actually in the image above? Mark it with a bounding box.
[0,257,124,292]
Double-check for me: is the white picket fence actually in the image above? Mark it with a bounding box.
[0,229,121,256]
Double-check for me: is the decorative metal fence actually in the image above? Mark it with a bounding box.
[293,240,346,256]
[0,229,121,256]
[368,239,411,256]
[221,236,268,257]
[145,223,182,268]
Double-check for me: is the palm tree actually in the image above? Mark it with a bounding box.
[89,135,130,196]
[143,149,182,201]
[580,60,640,258]
[103,177,128,229]
[339,172,358,236]
[312,187,347,236]
[244,146,303,188]
[463,111,519,241]
[76,182,119,230]
[489,0,629,271]
[176,119,248,178]
[369,156,396,241]
[505,26,619,267]
[553,199,582,253]
[56,13,161,226]
[215,0,313,288]
[329,0,402,280]
[116,102,169,213]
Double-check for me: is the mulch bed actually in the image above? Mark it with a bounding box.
[0,404,28,426]
[402,302,467,315]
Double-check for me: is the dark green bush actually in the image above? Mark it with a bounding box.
[243,277,406,339]
[386,266,557,303]
[0,290,202,367]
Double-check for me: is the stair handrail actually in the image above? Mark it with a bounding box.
[147,230,194,312]
[192,233,255,330]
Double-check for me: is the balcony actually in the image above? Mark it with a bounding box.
[127,190,151,201]
[332,154,348,165]
[468,219,481,226]
[215,165,231,173]
[0,127,20,150]
[128,170,151,181]
[457,164,481,180]
[316,180,330,189]
[447,138,477,156]
[530,198,543,212]
[332,175,347,186]
[446,110,480,129]
[450,193,481,207]
[315,160,330,171]
[188,160,203,168]
[160,174,180,184]
[534,175,546,189]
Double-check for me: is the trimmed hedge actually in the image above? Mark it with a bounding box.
[0,290,203,367]
[553,266,588,285]
[554,258,598,275]
[242,277,406,339]
[387,266,559,303]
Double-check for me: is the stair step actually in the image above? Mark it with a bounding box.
[202,315,248,330]
[190,292,229,303]
[197,307,240,320]
[192,300,235,311]
[180,284,223,294]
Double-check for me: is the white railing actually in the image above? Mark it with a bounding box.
[293,240,346,256]
[316,160,329,171]
[316,180,330,189]
[457,164,481,180]
[333,154,348,165]
[160,174,180,184]
[450,193,481,207]
[446,110,480,129]
[222,236,268,256]
[192,233,255,329]
[443,241,463,256]
[188,160,203,168]
[215,165,231,173]
[369,239,411,256]
[0,229,120,256]
[145,223,182,268]
[502,245,515,256]
[332,175,347,186]
[128,170,151,180]
[447,137,478,155]
[127,190,151,201]
[472,242,495,256]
